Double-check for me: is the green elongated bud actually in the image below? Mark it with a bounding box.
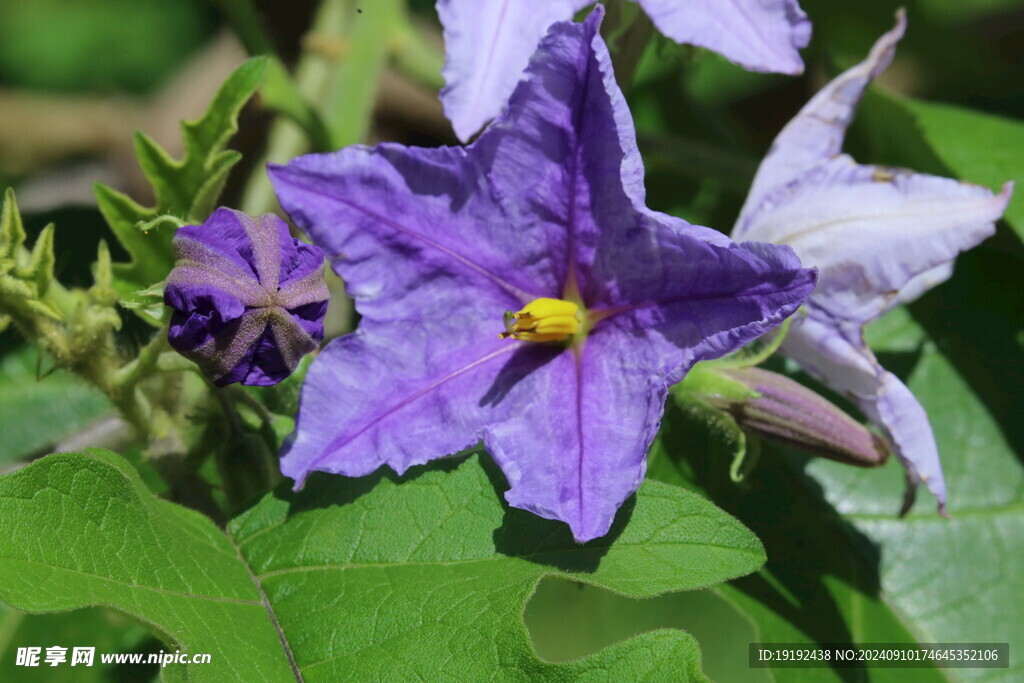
[683,365,891,468]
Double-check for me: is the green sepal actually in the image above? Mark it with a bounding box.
[119,281,167,327]
[674,361,759,404]
[673,391,753,483]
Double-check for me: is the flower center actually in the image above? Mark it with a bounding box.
[499,297,580,343]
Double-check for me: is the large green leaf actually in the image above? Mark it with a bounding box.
[649,243,1023,682]
[94,58,266,303]
[0,449,766,679]
[0,347,109,465]
[648,403,945,683]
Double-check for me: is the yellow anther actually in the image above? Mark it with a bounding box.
[499,297,581,343]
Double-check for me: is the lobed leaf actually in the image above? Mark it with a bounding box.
[0,449,765,679]
[94,58,267,307]
[650,247,1024,681]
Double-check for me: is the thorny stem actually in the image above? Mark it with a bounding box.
[114,324,170,388]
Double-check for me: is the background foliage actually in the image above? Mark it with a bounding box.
[0,0,1021,680]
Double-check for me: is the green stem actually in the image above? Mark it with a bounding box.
[240,0,403,214]
[637,131,759,194]
[212,0,332,151]
[210,0,274,55]
[155,352,201,374]
[114,324,170,389]
[734,314,795,367]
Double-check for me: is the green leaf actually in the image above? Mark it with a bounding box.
[525,577,771,683]
[134,58,266,219]
[0,450,765,679]
[0,189,58,318]
[0,347,111,465]
[0,604,155,682]
[649,402,947,683]
[92,184,162,296]
[94,58,267,300]
[0,448,291,680]
[859,89,1024,241]
[650,242,1024,681]
[808,312,1024,681]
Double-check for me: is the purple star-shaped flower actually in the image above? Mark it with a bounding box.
[165,208,330,387]
[271,8,815,541]
[439,0,811,141]
[732,11,1013,514]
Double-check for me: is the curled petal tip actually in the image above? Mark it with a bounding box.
[998,180,1015,205]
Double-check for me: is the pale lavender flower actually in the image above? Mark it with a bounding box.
[271,9,815,542]
[165,208,329,387]
[439,0,811,141]
[732,11,1014,514]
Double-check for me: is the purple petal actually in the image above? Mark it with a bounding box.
[243,213,286,291]
[738,10,905,212]
[736,156,1013,322]
[487,327,666,542]
[639,0,811,75]
[274,8,816,539]
[197,309,273,386]
[166,209,328,387]
[168,227,268,307]
[437,0,591,142]
[482,5,737,306]
[731,12,1013,513]
[190,208,261,279]
[781,310,946,513]
[270,142,572,312]
[166,286,245,351]
[280,330,541,483]
[594,239,816,384]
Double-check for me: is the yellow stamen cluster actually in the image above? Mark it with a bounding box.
[499,297,581,343]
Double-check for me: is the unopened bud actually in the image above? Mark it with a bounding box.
[705,366,890,467]
[165,208,329,387]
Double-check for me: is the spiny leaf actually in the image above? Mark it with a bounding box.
[17,223,55,294]
[92,183,162,297]
[94,57,267,305]
[0,187,26,259]
[131,57,267,221]
[0,449,765,680]
[0,190,60,323]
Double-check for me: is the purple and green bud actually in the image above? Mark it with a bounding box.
[164,208,329,387]
[680,364,891,468]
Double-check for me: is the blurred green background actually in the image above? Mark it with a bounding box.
[0,0,1022,680]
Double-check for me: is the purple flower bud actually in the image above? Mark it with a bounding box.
[710,366,890,468]
[165,208,329,387]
